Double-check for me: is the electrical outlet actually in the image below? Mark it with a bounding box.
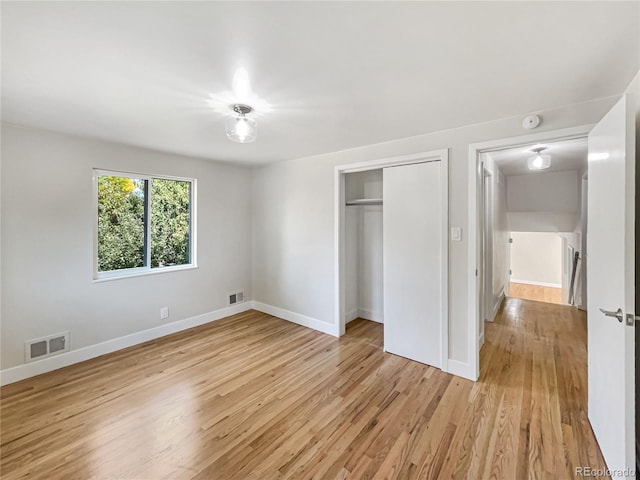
[160,307,169,320]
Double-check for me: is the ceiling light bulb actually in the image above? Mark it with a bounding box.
[533,155,543,169]
[527,147,551,170]
[225,104,257,143]
[235,118,249,140]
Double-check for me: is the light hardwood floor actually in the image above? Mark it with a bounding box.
[1,303,606,479]
[510,282,564,305]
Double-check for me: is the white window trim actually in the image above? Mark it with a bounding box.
[92,169,198,281]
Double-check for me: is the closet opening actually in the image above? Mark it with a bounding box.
[344,169,384,340]
[334,150,449,371]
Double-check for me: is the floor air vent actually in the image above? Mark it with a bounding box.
[25,332,70,362]
[228,290,245,306]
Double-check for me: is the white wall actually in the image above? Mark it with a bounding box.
[492,169,510,313]
[579,174,588,309]
[251,96,617,373]
[559,232,582,305]
[507,170,580,232]
[1,125,253,370]
[345,169,383,201]
[478,153,509,331]
[507,170,579,212]
[344,170,384,323]
[345,207,359,320]
[566,167,588,309]
[357,206,383,322]
[510,232,563,287]
[479,156,493,329]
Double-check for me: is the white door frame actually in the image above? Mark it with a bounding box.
[479,164,492,347]
[334,149,449,370]
[467,125,593,380]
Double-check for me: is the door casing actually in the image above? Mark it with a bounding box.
[468,125,593,380]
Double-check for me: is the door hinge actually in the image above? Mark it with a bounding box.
[508,238,513,244]
[509,269,512,275]
[475,269,478,277]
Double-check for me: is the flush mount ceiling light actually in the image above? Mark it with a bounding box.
[527,146,551,171]
[208,68,271,144]
[225,104,257,143]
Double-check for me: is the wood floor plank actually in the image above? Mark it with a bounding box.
[1,305,607,479]
[510,282,563,305]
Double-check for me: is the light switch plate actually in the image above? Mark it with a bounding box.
[451,227,462,242]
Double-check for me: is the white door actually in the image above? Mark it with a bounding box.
[383,161,442,367]
[587,93,635,476]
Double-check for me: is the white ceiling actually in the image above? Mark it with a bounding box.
[2,2,638,165]
[489,137,587,176]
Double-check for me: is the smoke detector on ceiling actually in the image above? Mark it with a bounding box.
[522,115,541,129]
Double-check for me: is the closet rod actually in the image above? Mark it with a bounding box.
[345,199,383,206]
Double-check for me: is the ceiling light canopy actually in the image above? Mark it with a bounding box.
[527,147,551,171]
[225,104,257,143]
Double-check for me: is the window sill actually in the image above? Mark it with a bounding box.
[93,264,198,283]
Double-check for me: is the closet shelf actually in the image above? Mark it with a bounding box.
[345,198,383,206]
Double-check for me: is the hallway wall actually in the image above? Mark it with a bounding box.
[510,232,562,287]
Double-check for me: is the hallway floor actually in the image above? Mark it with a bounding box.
[481,297,605,478]
[510,282,564,305]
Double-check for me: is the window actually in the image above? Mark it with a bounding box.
[94,170,196,280]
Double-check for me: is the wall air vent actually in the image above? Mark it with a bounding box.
[228,290,246,306]
[25,332,70,362]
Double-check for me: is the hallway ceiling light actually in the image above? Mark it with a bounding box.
[527,147,551,170]
[225,104,257,143]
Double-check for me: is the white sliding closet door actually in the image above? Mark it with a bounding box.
[383,161,442,367]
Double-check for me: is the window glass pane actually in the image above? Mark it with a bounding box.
[150,178,191,268]
[97,175,146,272]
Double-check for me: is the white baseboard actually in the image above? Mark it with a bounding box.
[510,279,562,288]
[344,308,383,324]
[357,309,383,324]
[479,331,485,348]
[2,300,476,386]
[489,293,505,322]
[345,309,359,324]
[445,359,478,381]
[252,301,337,337]
[0,302,252,386]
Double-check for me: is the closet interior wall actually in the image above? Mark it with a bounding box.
[345,169,384,324]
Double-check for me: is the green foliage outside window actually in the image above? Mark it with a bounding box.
[97,176,145,271]
[151,178,190,268]
[97,174,191,273]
